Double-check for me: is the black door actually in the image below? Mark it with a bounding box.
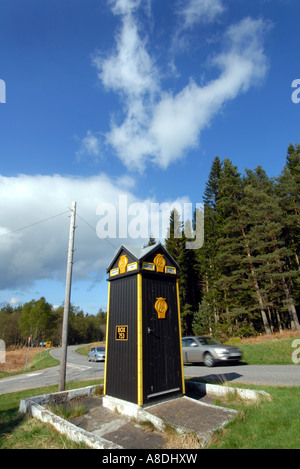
[142,275,182,403]
[106,276,138,403]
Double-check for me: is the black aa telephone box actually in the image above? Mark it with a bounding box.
[104,242,185,406]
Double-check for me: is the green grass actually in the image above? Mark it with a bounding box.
[76,342,105,357]
[207,384,300,449]
[0,350,59,379]
[238,337,300,365]
[0,379,103,449]
[47,401,87,420]
[26,350,60,371]
[75,344,90,356]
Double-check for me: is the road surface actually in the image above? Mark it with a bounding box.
[183,363,300,386]
[0,345,299,395]
[0,345,104,395]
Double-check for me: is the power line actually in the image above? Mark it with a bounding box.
[76,210,118,250]
[0,204,118,250]
[0,209,70,238]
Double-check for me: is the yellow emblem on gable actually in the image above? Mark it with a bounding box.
[154,297,168,319]
[153,254,166,272]
[118,255,128,274]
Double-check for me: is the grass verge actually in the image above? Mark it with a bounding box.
[238,338,299,365]
[75,342,105,357]
[207,383,300,449]
[0,379,103,449]
[0,350,59,379]
[25,350,60,372]
[226,332,300,365]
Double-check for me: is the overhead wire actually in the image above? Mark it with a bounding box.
[76,209,118,250]
[0,205,118,251]
[0,209,71,238]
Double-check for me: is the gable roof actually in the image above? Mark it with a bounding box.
[106,241,180,273]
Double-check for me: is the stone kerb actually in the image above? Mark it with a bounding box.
[185,380,271,402]
[19,384,122,449]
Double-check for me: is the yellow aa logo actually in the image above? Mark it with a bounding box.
[153,254,166,272]
[118,255,128,274]
[154,297,168,319]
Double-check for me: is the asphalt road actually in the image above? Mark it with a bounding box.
[183,363,300,386]
[0,345,299,395]
[0,345,104,395]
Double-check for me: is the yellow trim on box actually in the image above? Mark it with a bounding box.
[142,261,155,271]
[127,262,138,272]
[165,266,176,274]
[137,273,143,405]
[176,279,185,395]
[109,267,119,277]
[103,282,110,395]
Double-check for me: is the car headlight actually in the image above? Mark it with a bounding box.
[216,348,229,356]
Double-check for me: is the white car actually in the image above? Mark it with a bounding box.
[182,336,242,367]
[88,346,105,362]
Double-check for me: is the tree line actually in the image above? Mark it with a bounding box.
[0,297,106,348]
[165,142,300,339]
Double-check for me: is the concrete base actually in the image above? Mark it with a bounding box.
[102,395,166,432]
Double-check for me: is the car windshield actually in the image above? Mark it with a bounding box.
[96,347,105,351]
[197,337,222,346]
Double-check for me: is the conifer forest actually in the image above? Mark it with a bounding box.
[166,142,300,338]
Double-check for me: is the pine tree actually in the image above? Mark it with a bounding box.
[143,234,156,248]
[216,159,272,335]
[276,143,300,324]
[165,208,183,260]
[165,209,201,334]
[196,156,223,330]
[173,140,300,338]
[277,144,300,272]
[243,166,299,331]
[203,156,222,210]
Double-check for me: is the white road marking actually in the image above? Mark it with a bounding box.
[66,363,92,370]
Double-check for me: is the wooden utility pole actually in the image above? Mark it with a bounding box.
[59,201,76,391]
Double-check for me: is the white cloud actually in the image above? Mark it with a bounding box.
[149,17,270,168]
[89,2,270,172]
[93,5,157,97]
[76,130,102,161]
[9,297,20,306]
[0,173,188,299]
[178,0,225,29]
[109,0,141,16]
[92,1,158,170]
[105,98,156,171]
[0,173,135,292]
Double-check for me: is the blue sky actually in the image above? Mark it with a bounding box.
[0,0,299,315]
